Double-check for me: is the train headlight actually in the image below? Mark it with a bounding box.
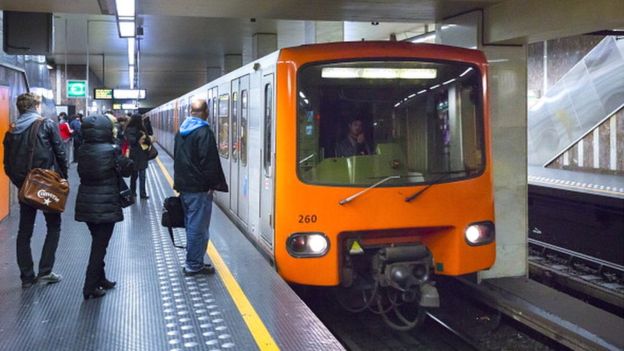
[465,222,495,246]
[287,233,329,257]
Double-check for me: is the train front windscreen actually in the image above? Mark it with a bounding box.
[296,60,486,187]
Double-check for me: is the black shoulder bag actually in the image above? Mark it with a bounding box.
[161,196,186,248]
[115,151,135,208]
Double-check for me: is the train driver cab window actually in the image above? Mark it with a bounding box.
[297,60,485,187]
[218,94,230,158]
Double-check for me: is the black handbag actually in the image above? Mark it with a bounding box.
[147,145,158,160]
[118,176,135,208]
[162,196,185,248]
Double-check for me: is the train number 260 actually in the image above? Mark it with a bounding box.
[298,214,318,224]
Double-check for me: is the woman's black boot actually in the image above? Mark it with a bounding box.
[84,287,106,300]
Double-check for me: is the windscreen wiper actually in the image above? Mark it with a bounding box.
[339,175,400,205]
[404,170,467,203]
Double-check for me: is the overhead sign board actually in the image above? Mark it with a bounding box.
[113,89,146,100]
[94,88,113,100]
[121,103,138,109]
[112,103,122,110]
[67,80,86,98]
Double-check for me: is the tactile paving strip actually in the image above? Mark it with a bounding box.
[153,145,345,351]
[529,175,624,195]
[146,163,254,350]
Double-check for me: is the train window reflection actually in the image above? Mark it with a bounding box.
[241,90,248,166]
[232,91,238,161]
[297,60,485,187]
[218,94,229,158]
[264,83,272,175]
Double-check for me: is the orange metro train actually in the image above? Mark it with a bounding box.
[147,41,495,327]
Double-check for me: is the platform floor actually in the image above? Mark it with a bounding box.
[528,165,624,199]
[0,147,343,351]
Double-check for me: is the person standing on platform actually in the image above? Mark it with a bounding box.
[124,114,150,199]
[69,114,82,163]
[75,114,133,299]
[3,92,68,288]
[174,99,228,276]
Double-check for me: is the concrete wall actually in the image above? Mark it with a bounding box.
[437,10,529,279]
[49,64,111,116]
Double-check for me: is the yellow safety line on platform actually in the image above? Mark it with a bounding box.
[155,156,280,351]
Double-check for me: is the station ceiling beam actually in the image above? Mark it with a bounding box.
[484,0,624,44]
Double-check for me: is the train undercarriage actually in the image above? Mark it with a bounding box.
[337,240,440,330]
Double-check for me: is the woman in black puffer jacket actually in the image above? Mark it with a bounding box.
[75,114,133,300]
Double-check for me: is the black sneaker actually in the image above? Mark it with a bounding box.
[182,264,215,276]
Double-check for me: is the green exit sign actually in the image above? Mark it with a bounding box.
[67,80,86,98]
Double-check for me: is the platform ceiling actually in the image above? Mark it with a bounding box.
[0,0,504,106]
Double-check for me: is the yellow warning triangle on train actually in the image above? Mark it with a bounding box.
[349,240,364,254]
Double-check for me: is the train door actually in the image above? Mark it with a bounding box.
[229,79,240,215]
[238,75,250,225]
[259,74,275,247]
[0,86,9,221]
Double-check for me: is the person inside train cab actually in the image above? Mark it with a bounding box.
[3,92,68,288]
[173,98,228,276]
[335,116,372,157]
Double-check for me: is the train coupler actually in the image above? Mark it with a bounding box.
[372,245,439,307]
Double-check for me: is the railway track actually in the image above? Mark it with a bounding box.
[529,238,624,311]
[297,283,558,351]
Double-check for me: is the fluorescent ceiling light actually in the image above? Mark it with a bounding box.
[114,89,146,99]
[129,68,135,89]
[127,37,135,65]
[321,67,437,79]
[118,20,135,37]
[115,0,135,17]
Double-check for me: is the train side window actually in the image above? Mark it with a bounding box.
[263,83,272,175]
[241,89,248,166]
[231,92,238,161]
[207,98,212,129]
[218,93,230,158]
[212,94,218,142]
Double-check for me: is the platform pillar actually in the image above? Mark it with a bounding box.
[304,21,344,44]
[436,11,529,279]
[224,54,242,74]
[206,66,221,82]
[252,33,277,60]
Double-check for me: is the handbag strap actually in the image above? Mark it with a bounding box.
[26,119,44,170]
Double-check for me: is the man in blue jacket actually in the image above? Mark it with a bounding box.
[173,99,227,276]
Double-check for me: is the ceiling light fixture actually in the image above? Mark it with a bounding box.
[321,67,437,79]
[128,37,135,65]
[115,0,136,38]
